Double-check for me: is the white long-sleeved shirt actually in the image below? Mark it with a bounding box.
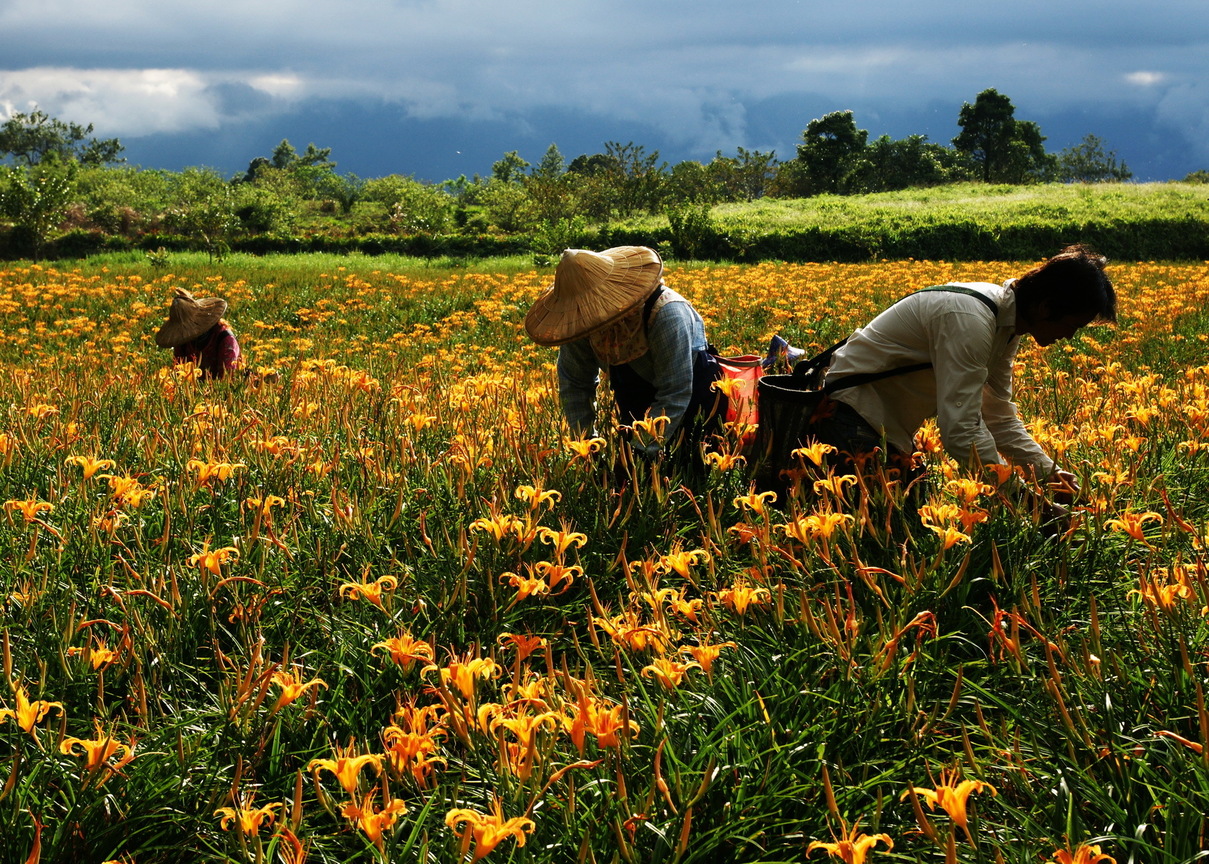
[825,281,1055,475]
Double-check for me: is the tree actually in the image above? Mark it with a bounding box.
[601,141,667,216]
[531,144,566,181]
[244,140,341,203]
[1057,134,1132,182]
[953,89,1054,183]
[0,158,78,260]
[491,151,530,184]
[525,145,576,224]
[362,175,454,234]
[847,134,969,193]
[268,139,335,171]
[708,147,778,201]
[163,167,238,260]
[564,142,666,218]
[795,111,868,195]
[666,160,723,206]
[0,110,124,166]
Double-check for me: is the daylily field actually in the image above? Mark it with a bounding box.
[2,255,1209,863]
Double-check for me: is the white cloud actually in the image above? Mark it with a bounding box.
[248,74,306,99]
[1125,71,1166,87]
[0,68,221,136]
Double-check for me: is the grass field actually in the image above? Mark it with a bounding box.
[2,253,1209,863]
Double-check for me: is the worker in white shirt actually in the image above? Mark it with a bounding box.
[809,244,1116,496]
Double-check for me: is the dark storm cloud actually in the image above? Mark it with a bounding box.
[2,0,1207,180]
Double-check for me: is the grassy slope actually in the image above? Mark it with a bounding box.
[649,182,1209,229]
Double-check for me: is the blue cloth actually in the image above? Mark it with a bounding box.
[556,292,707,448]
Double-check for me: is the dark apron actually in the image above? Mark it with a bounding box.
[608,348,725,454]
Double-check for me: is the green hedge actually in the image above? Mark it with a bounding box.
[5,213,1208,263]
[607,216,1209,262]
[0,230,535,261]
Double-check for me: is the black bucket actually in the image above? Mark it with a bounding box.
[751,374,826,493]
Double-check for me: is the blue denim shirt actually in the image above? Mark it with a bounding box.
[556,290,707,445]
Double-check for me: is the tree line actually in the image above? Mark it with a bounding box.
[0,89,1195,261]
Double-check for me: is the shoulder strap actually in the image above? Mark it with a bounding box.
[640,285,666,331]
[915,284,999,316]
[802,285,1000,394]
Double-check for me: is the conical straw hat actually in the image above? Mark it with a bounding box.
[524,246,663,346]
[155,288,228,348]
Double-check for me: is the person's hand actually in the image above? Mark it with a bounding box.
[1048,469,1080,506]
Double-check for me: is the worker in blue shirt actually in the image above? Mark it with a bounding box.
[525,246,720,461]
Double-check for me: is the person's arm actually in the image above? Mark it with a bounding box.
[556,340,601,437]
[931,310,1003,469]
[216,329,241,375]
[643,302,699,447]
[981,337,1057,477]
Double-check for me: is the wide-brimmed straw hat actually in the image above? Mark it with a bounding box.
[154,288,228,348]
[524,246,663,346]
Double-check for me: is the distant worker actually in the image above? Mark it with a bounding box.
[155,288,242,380]
[797,244,1117,496]
[525,246,721,462]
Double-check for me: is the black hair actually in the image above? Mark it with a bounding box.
[1014,244,1117,324]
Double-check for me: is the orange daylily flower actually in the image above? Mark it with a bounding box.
[498,632,548,665]
[60,720,136,778]
[422,655,501,701]
[269,668,327,714]
[186,459,246,484]
[901,768,996,841]
[703,449,747,471]
[532,560,581,593]
[3,498,53,523]
[565,436,606,460]
[189,542,240,576]
[0,683,64,736]
[373,632,435,671]
[594,609,672,653]
[501,569,551,601]
[813,474,858,497]
[778,511,854,544]
[680,639,737,679]
[563,692,639,753]
[338,573,399,609]
[806,820,893,863]
[215,795,283,834]
[67,638,120,671]
[656,547,710,579]
[1052,844,1117,864]
[514,483,561,509]
[469,514,528,543]
[713,580,771,616]
[445,797,536,862]
[383,702,447,786]
[791,440,836,467]
[309,741,384,796]
[98,472,156,508]
[536,525,588,555]
[733,490,778,516]
[641,656,701,690]
[65,454,117,480]
[342,791,408,850]
[1105,510,1162,543]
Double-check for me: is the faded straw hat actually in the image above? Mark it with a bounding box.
[524,246,663,346]
[155,288,228,348]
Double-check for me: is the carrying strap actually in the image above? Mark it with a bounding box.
[794,285,1001,394]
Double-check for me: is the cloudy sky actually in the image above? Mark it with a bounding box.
[2,0,1207,183]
